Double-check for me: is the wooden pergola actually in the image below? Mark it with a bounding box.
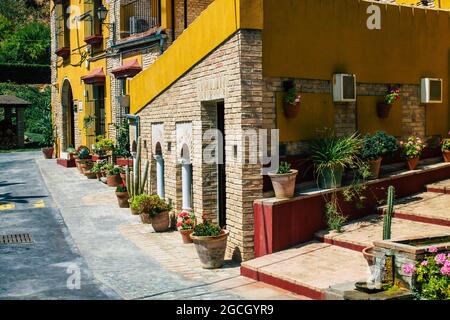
[0,95,31,149]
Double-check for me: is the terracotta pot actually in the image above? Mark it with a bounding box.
[42,147,54,159]
[120,172,127,182]
[362,246,376,267]
[377,103,392,119]
[84,171,97,179]
[179,229,194,244]
[152,211,170,232]
[107,175,121,187]
[268,170,298,199]
[96,172,102,180]
[140,213,152,224]
[443,150,450,162]
[368,158,382,180]
[75,159,83,172]
[407,157,420,170]
[80,161,94,173]
[191,230,229,269]
[282,101,300,118]
[116,158,133,167]
[116,191,130,208]
[92,154,108,162]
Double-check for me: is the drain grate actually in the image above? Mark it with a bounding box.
[0,233,33,244]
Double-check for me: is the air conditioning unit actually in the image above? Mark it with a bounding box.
[129,16,137,35]
[421,78,443,104]
[333,74,356,102]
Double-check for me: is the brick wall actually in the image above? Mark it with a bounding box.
[173,0,214,40]
[137,29,263,262]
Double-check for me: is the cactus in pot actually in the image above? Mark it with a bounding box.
[383,186,395,240]
[126,138,149,198]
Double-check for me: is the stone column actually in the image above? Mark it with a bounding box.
[154,155,165,199]
[181,159,192,210]
[16,107,25,148]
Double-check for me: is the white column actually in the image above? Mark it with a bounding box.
[154,155,165,199]
[181,159,192,210]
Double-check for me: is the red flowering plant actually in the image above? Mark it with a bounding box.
[176,211,196,231]
[385,85,401,105]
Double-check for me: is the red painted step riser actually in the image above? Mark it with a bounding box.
[241,266,323,300]
[318,236,366,253]
[393,212,450,227]
[426,187,450,194]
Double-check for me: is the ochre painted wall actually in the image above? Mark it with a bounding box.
[276,92,334,142]
[129,0,263,114]
[357,97,403,136]
[263,0,450,136]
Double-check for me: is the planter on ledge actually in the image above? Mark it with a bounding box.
[377,103,392,119]
[268,169,298,199]
[319,166,344,189]
[368,158,382,180]
[443,150,450,162]
[407,157,420,171]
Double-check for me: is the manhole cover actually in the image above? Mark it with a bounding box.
[0,234,33,244]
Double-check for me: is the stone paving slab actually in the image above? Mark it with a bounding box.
[241,242,370,294]
[118,224,306,300]
[380,192,450,223]
[316,215,450,250]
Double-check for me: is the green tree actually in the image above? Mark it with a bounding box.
[0,14,12,42]
[0,22,50,65]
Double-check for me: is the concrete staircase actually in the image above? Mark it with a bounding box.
[242,179,450,299]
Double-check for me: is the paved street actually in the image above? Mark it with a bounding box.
[0,152,302,300]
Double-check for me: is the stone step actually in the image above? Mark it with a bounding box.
[315,215,450,252]
[378,192,450,227]
[241,242,370,300]
[427,179,450,194]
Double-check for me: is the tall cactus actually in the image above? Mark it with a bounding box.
[383,186,395,240]
[126,138,149,198]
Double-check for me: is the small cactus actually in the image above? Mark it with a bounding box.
[126,138,149,198]
[383,186,395,240]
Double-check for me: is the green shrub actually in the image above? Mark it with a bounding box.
[361,131,399,161]
[137,195,172,217]
[276,162,292,174]
[193,220,222,237]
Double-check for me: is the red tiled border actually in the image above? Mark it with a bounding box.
[317,235,366,252]
[241,266,324,300]
[393,211,450,227]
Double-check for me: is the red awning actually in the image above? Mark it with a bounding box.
[81,67,106,84]
[111,59,142,78]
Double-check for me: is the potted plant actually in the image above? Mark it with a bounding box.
[176,211,196,244]
[92,135,115,161]
[106,164,122,187]
[113,122,133,166]
[361,131,399,179]
[441,133,450,162]
[190,218,229,269]
[268,162,298,199]
[119,166,127,182]
[41,125,54,159]
[139,195,173,232]
[377,86,400,118]
[115,183,130,208]
[282,87,302,119]
[306,132,362,189]
[400,136,426,170]
[66,147,76,160]
[130,194,146,217]
[75,146,91,173]
[92,160,107,180]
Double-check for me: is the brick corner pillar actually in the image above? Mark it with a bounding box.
[16,107,25,148]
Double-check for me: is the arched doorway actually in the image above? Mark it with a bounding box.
[61,79,75,150]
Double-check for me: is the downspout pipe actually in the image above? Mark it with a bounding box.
[126,114,140,141]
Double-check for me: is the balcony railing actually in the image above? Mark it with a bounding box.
[120,0,161,39]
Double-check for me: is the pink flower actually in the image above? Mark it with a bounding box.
[421,260,428,266]
[428,246,438,253]
[176,221,183,228]
[402,263,416,276]
[440,262,450,276]
[435,253,447,265]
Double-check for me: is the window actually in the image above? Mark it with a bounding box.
[55,1,70,49]
[85,84,106,140]
[83,0,102,40]
[120,0,161,39]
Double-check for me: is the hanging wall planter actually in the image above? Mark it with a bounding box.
[282,83,302,119]
[376,103,392,119]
